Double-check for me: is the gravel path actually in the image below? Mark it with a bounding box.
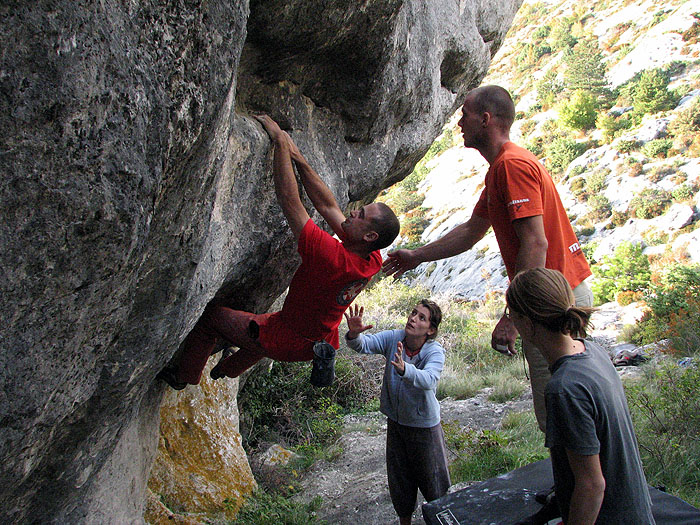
[292,391,533,525]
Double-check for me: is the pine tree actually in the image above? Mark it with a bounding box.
[563,37,610,100]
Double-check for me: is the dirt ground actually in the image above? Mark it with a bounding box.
[290,390,533,525]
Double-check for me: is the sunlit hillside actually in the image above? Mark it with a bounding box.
[382,0,700,306]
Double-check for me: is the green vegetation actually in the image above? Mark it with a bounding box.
[400,209,432,245]
[631,69,676,116]
[239,354,379,453]
[623,263,700,348]
[626,364,700,508]
[232,491,325,524]
[558,90,598,130]
[596,111,633,143]
[669,98,700,155]
[563,37,610,100]
[672,183,699,202]
[536,70,563,109]
[616,66,681,124]
[646,264,700,321]
[592,242,651,304]
[641,138,674,159]
[545,138,589,174]
[628,187,672,219]
[445,411,546,483]
[587,193,612,221]
[615,139,640,153]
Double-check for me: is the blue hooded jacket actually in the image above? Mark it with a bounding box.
[346,329,444,428]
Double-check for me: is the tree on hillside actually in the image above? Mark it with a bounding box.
[563,37,610,101]
[558,90,598,130]
[536,70,564,109]
[549,16,578,50]
[631,68,675,116]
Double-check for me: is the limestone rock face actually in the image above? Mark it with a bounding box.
[0,0,520,522]
[147,362,255,522]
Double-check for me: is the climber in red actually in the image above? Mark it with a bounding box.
[157,115,400,389]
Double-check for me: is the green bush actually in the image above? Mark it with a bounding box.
[615,139,640,153]
[546,138,589,174]
[627,160,644,177]
[549,17,578,50]
[626,364,700,507]
[526,136,546,158]
[401,209,431,244]
[591,242,651,304]
[569,176,586,196]
[645,264,700,321]
[669,98,700,136]
[587,170,608,194]
[390,190,424,214]
[532,25,551,40]
[587,193,612,221]
[610,210,629,227]
[648,164,673,183]
[641,138,674,158]
[624,313,667,346]
[672,183,698,201]
[239,354,380,452]
[628,187,671,219]
[596,112,633,143]
[669,98,700,151]
[559,90,599,130]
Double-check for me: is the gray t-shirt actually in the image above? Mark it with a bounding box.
[545,339,655,524]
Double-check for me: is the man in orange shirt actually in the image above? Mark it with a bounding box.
[383,85,593,437]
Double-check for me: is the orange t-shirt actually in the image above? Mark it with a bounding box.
[473,142,591,288]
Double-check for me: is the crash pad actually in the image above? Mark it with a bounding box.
[422,458,700,525]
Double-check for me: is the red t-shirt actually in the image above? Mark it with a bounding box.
[473,142,591,288]
[279,219,382,348]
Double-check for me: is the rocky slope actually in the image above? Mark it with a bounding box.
[0,1,521,522]
[394,0,700,300]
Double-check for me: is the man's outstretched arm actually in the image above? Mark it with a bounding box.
[255,115,309,241]
[382,213,491,277]
[285,137,346,238]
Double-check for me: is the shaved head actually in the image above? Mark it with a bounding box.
[466,85,515,131]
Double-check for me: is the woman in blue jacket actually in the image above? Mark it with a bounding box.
[344,299,450,525]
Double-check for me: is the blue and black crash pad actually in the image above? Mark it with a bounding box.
[422,458,700,525]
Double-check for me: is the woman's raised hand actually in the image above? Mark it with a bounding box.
[344,304,373,339]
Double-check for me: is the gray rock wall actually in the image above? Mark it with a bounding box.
[0,0,520,522]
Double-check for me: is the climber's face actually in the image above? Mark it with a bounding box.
[342,203,380,244]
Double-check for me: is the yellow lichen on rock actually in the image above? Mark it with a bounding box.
[147,360,256,522]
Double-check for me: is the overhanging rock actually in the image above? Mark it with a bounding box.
[0,0,521,522]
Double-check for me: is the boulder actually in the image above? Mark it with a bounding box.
[0,0,521,522]
[147,361,255,522]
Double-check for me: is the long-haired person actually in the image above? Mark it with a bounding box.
[507,268,655,525]
[344,300,450,525]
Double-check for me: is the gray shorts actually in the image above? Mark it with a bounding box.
[386,418,451,518]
